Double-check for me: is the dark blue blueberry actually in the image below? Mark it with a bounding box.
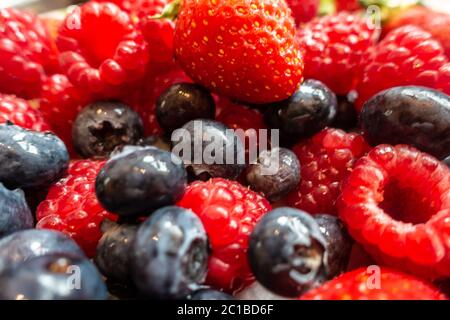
[332,94,358,130]
[72,101,144,158]
[156,83,215,132]
[131,206,209,299]
[443,155,450,168]
[96,146,187,217]
[0,253,107,300]
[314,214,353,279]
[361,86,450,159]
[0,229,84,275]
[264,79,337,142]
[137,135,172,152]
[190,289,234,300]
[246,147,300,202]
[172,119,245,180]
[248,207,327,297]
[0,123,69,189]
[0,183,33,238]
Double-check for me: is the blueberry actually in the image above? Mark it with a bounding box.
[332,94,358,130]
[246,148,300,202]
[0,124,69,189]
[0,229,84,275]
[156,83,215,132]
[137,135,172,152]
[96,146,187,217]
[190,289,234,300]
[95,219,138,283]
[131,206,209,299]
[72,101,144,158]
[248,207,327,297]
[443,155,450,168]
[264,80,337,142]
[314,214,353,279]
[0,183,33,238]
[172,119,245,180]
[360,86,450,159]
[0,253,107,300]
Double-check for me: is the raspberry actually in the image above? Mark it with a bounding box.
[286,0,319,24]
[177,178,271,293]
[0,8,58,98]
[336,0,361,11]
[0,94,50,132]
[301,267,447,300]
[36,160,116,257]
[296,12,378,95]
[355,25,450,111]
[338,144,450,279]
[57,2,150,98]
[287,128,370,215]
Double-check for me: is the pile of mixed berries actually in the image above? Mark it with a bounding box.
[0,0,449,300]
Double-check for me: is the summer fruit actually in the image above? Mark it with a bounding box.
[301,267,447,300]
[0,229,84,275]
[156,83,215,132]
[355,25,450,110]
[136,135,172,152]
[0,254,107,300]
[0,94,51,132]
[0,183,33,238]
[72,101,144,158]
[95,220,138,283]
[286,0,319,24]
[287,128,370,215]
[36,160,116,258]
[296,12,378,95]
[314,214,353,279]
[360,86,450,160]
[178,178,271,292]
[190,289,235,300]
[0,8,58,98]
[248,207,327,297]
[174,0,304,104]
[336,0,361,11]
[96,147,187,217]
[246,147,301,202]
[174,119,245,180]
[338,144,450,279]
[131,206,209,299]
[0,124,69,190]
[332,94,358,130]
[57,2,150,98]
[264,79,337,142]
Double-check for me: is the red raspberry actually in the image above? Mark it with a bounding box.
[0,94,50,132]
[94,0,167,16]
[301,267,447,300]
[339,144,450,279]
[286,0,319,25]
[355,25,450,111]
[287,128,370,215]
[177,178,271,293]
[336,0,361,11]
[36,160,116,257]
[297,12,378,95]
[0,8,58,98]
[57,2,150,98]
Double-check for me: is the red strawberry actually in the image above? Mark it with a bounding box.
[286,0,319,24]
[174,0,304,104]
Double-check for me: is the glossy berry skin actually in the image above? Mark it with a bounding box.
[246,147,301,202]
[96,147,187,217]
[287,128,370,215]
[174,0,304,104]
[332,94,358,130]
[0,254,107,300]
[178,178,271,293]
[156,83,215,132]
[338,144,450,279]
[0,94,51,132]
[361,86,450,160]
[0,183,33,238]
[57,2,150,98]
[356,26,450,110]
[314,214,353,279]
[248,207,327,297]
[264,79,337,141]
[0,229,84,275]
[286,0,319,25]
[36,160,116,258]
[174,120,245,180]
[131,206,209,299]
[73,101,144,158]
[95,220,138,283]
[301,267,446,300]
[0,124,69,190]
[190,289,234,300]
[297,13,378,95]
